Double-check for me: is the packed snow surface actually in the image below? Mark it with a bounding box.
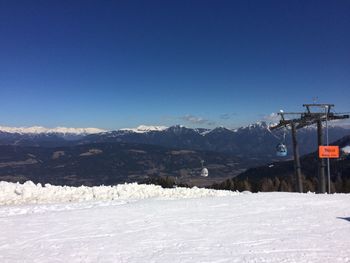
[1,182,350,263]
[0,125,106,135]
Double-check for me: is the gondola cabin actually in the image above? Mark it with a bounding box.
[276,143,287,157]
[200,167,209,177]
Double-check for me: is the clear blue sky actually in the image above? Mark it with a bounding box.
[0,0,349,130]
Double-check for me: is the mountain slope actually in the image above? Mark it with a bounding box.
[1,123,349,162]
[0,142,255,186]
[230,135,350,192]
[0,126,105,147]
[82,123,350,160]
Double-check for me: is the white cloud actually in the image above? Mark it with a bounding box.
[262,112,281,124]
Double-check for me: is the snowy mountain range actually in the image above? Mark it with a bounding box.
[82,122,350,158]
[0,126,106,146]
[1,122,350,158]
[120,125,168,133]
[0,122,349,187]
[0,125,105,135]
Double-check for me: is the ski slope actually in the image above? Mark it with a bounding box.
[1,182,350,263]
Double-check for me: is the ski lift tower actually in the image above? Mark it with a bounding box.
[301,104,349,193]
[271,104,349,193]
[270,111,304,193]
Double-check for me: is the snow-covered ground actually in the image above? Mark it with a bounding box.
[1,182,350,262]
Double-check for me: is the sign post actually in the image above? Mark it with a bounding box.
[319,146,340,159]
[319,146,339,193]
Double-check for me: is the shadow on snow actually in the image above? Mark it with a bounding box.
[337,217,350,222]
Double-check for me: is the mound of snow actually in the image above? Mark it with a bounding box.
[0,181,238,205]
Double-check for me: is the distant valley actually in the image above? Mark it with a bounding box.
[0,143,249,186]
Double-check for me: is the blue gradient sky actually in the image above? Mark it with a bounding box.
[0,0,349,130]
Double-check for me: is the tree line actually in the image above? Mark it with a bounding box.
[144,174,350,193]
[211,174,350,193]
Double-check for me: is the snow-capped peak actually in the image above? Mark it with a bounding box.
[205,126,234,135]
[248,121,268,129]
[0,125,106,135]
[234,121,268,132]
[120,125,168,133]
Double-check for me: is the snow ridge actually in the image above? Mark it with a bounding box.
[0,126,106,135]
[0,181,238,205]
[120,125,168,133]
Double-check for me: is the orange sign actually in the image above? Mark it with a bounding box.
[319,146,339,158]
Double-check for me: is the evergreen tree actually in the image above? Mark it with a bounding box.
[334,175,344,193]
[242,178,252,191]
[344,178,350,193]
[279,179,291,192]
[261,178,274,192]
[273,177,280,191]
[303,178,315,192]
